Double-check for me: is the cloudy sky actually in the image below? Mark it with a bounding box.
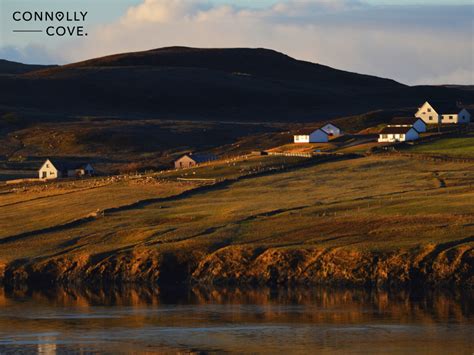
[0,0,472,85]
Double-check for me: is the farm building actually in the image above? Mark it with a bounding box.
[39,159,94,180]
[293,129,329,143]
[415,101,471,124]
[378,127,419,143]
[321,123,343,137]
[174,153,218,169]
[388,117,427,133]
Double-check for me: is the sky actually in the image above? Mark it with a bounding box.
[0,0,472,85]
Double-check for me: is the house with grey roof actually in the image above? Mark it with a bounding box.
[320,123,343,137]
[388,117,426,133]
[293,128,329,143]
[378,126,419,143]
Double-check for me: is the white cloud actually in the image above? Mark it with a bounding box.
[121,0,212,24]
[2,0,472,85]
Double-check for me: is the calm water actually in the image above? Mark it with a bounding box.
[0,286,472,354]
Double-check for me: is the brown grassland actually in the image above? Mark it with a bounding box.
[0,153,472,287]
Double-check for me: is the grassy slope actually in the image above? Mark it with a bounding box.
[0,156,304,244]
[1,155,472,264]
[0,178,196,239]
[406,133,474,158]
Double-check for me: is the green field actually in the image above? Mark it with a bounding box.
[407,134,474,158]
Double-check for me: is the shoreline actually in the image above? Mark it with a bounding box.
[1,243,472,290]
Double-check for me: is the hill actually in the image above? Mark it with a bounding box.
[30,47,403,87]
[0,47,471,120]
[0,59,56,75]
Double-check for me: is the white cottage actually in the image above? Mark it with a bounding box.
[388,117,427,133]
[39,159,94,180]
[321,123,343,137]
[293,129,329,143]
[378,126,419,143]
[415,101,471,124]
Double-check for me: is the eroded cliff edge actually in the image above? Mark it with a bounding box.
[1,243,472,288]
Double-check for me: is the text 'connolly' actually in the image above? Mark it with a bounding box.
[13,11,88,22]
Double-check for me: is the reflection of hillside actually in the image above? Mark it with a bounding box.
[1,285,471,326]
[1,286,472,354]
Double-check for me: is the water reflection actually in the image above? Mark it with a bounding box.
[37,336,57,355]
[0,285,472,353]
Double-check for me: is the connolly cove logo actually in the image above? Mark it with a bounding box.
[12,11,88,36]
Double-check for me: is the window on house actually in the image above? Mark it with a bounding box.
[50,171,54,175]
[449,116,453,119]
[427,108,431,112]
[46,164,49,168]
[429,116,433,120]
[382,134,387,138]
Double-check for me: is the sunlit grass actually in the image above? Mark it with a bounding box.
[0,155,473,263]
[407,134,474,158]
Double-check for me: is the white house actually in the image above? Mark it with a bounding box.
[321,123,343,137]
[388,117,426,133]
[378,126,419,143]
[39,159,94,180]
[440,108,471,124]
[415,101,471,124]
[294,129,329,143]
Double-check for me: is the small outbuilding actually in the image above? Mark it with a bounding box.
[293,129,329,143]
[39,159,94,180]
[321,123,343,137]
[388,117,427,133]
[378,127,419,143]
[174,153,218,169]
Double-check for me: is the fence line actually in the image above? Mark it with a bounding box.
[177,177,217,182]
[267,151,346,158]
[267,152,313,158]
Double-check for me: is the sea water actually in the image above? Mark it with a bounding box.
[0,286,472,354]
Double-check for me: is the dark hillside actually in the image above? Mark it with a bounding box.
[0,47,471,121]
[0,59,56,75]
[29,47,403,87]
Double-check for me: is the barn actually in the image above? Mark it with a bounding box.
[174,153,218,169]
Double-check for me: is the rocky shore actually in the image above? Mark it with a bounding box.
[1,243,472,288]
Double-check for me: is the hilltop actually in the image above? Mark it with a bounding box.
[29,47,402,87]
[0,59,56,75]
